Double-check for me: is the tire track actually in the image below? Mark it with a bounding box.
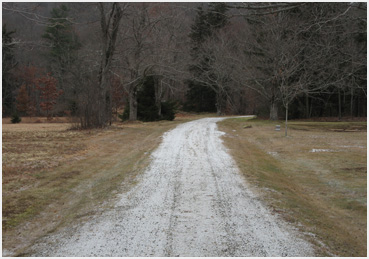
[30,117,314,257]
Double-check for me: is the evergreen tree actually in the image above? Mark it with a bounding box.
[121,75,176,122]
[206,3,228,30]
[42,4,81,116]
[184,79,216,112]
[189,6,211,54]
[42,4,81,74]
[10,112,21,124]
[2,24,18,116]
[137,76,159,122]
[185,3,228,113]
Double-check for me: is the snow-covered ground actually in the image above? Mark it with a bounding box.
[30,117,314,256]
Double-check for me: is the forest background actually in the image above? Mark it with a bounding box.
[2,2,367,128]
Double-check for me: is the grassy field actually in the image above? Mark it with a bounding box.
[2,113,211,256]
[218,117,367,256]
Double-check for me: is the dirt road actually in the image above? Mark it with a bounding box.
[31,117,314,256]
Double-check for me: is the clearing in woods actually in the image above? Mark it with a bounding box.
[2,116,365,256]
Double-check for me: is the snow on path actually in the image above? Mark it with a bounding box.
[31,117,314,257]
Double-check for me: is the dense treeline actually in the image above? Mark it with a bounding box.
[2,2,366,128]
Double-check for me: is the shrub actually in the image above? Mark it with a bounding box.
[11,113,21,123]
[119,104,130,121]
[161,101,177,121]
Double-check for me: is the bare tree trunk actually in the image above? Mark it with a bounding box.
[95,3,123,128]
[216,91,223,116]
[108,84,112,125]
[338,89,342,120]
[216,105,222,116]
[129,87,138,121]
[270,100,278,120]
[285,104,288,137]
[305,93,310,119]
[155,77,162,117]
[350,86,354,117]
[357,96,360,117]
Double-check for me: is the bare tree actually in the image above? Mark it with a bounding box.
[96,3,125,126]
[117,3,155,121]
[148,3,191,116]
[239,12,288,120]
[190,27,241,115]
[116,3,189,121]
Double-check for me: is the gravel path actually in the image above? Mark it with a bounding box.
[31,117,314,256]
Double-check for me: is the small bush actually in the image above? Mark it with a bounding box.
[11,113,21,123]
[138,104,158,122]
[161,101,177,121]
[119,105,130,121]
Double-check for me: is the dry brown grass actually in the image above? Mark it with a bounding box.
[2,113,210,256]
[218,117,367,257]
[3,123,87,184]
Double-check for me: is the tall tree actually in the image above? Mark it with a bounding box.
[242,12,290,120]
[119,3,173,121]
[186,3,229,114]
[42,4,81,75]
[2,24,18,116]
[185,6,216,113]
[18,65,43,116]
[96,2,124,127]
[16,84,30,116]
[124,3,152,121]
[42,4,81,117]
[36,73,63,118]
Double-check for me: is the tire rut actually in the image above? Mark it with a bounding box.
[29,117,314,257]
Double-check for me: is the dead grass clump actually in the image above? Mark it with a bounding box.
[56,171,81,180]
